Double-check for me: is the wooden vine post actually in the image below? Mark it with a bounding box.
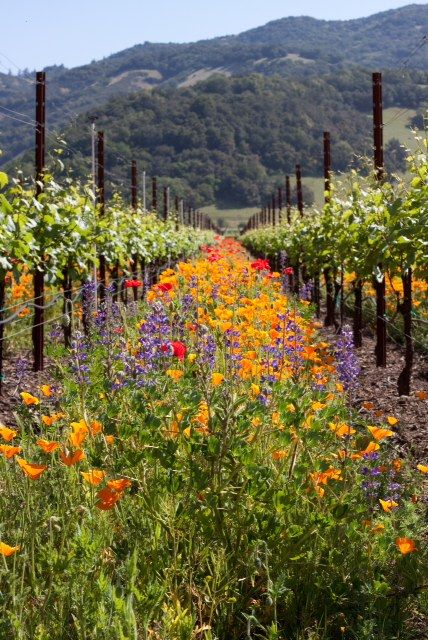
[285,176,291,224]
[131,160,139,302]
[373,72,387,367]
[398,268,413,395]
[152,177,157,213]
[323,132,335,327]
[33,71,46,371]
[97,131,106,301]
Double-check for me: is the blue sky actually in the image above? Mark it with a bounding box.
[1,1,425,72]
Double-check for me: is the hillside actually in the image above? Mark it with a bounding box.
[0,4,426,168]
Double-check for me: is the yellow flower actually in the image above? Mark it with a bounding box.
[166,369,184,381]
[40,385,53,397]
[212,373,224,387]
[387,416,398,426]
[379,499,399,513]
[187,353,197,363]
[416,464,428,474]
[20,392,39,406]
[251,384,260,397]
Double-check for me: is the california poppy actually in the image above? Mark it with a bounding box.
[0,425,18,442]
[16,457,47,480]
[60,449,85,466]
[36,439,61,454]
[107,478,132,492]
[0,541,20,556]
[40,385,53,397]
[379,499,399,513]
[395,537,416,554]
[96,487,122,510]
[81,469,105,486]
[0,444,22,459]
[368,426,395,441]
[211,373,224,387]
[20,392,39,406]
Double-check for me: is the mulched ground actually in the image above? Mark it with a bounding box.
[320,326,428,462]
[0,350,54,426]
[1,330,427,461]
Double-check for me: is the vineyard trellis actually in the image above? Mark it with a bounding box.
[242,72,427,396]
[0,71,220,394]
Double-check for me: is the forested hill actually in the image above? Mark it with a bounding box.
[13,71,424,208]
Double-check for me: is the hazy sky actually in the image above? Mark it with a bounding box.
[1,1,425,72]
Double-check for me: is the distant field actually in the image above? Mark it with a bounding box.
[382,107,420,151]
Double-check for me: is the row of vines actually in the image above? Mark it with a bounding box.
[242,149,428,395]
[0,168,215,388]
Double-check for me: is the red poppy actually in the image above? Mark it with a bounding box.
[283,267,294,275]
[124,279,142,288]
[251,259,270,271]
[158,282,173,292]
[171,341,186,360]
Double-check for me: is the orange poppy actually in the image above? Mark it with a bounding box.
[69,420,89,447]
[40,385,53,397]
[416,464,428,474]
[211,373,224,387]
[387,416,399,426]
[96,487,122,510]
[379,499,399,513]
[60,449,86,466]
[36,439,61,454]
[16,457,47,480]
[272,450,288,461]
[395,537,416,555]
[0,426,18,442]
[20,392,39,406]
[329,422,356,438]
[89,420,103,435]
[81,469,106,486]
[42,413,65,427]
[107,478,132,492]
[0,444,22,459]
[367,426,395,441]
[0,541,20,556]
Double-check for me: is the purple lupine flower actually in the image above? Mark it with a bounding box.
[334,325,360,391]
[70,331,90,384]
[299,280,313,302]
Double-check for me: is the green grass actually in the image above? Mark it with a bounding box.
[383,107,420,151]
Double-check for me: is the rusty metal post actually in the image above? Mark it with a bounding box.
[97,131,106,300]
[33,71,46,371]
[131,161,139,301]
[296,164,303,217]
[152,176,157,213]
[373,72,386,367]
[285,175,291,223]
[278,187,282,223]
[272,193,276,227]
[323,132,331,201]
